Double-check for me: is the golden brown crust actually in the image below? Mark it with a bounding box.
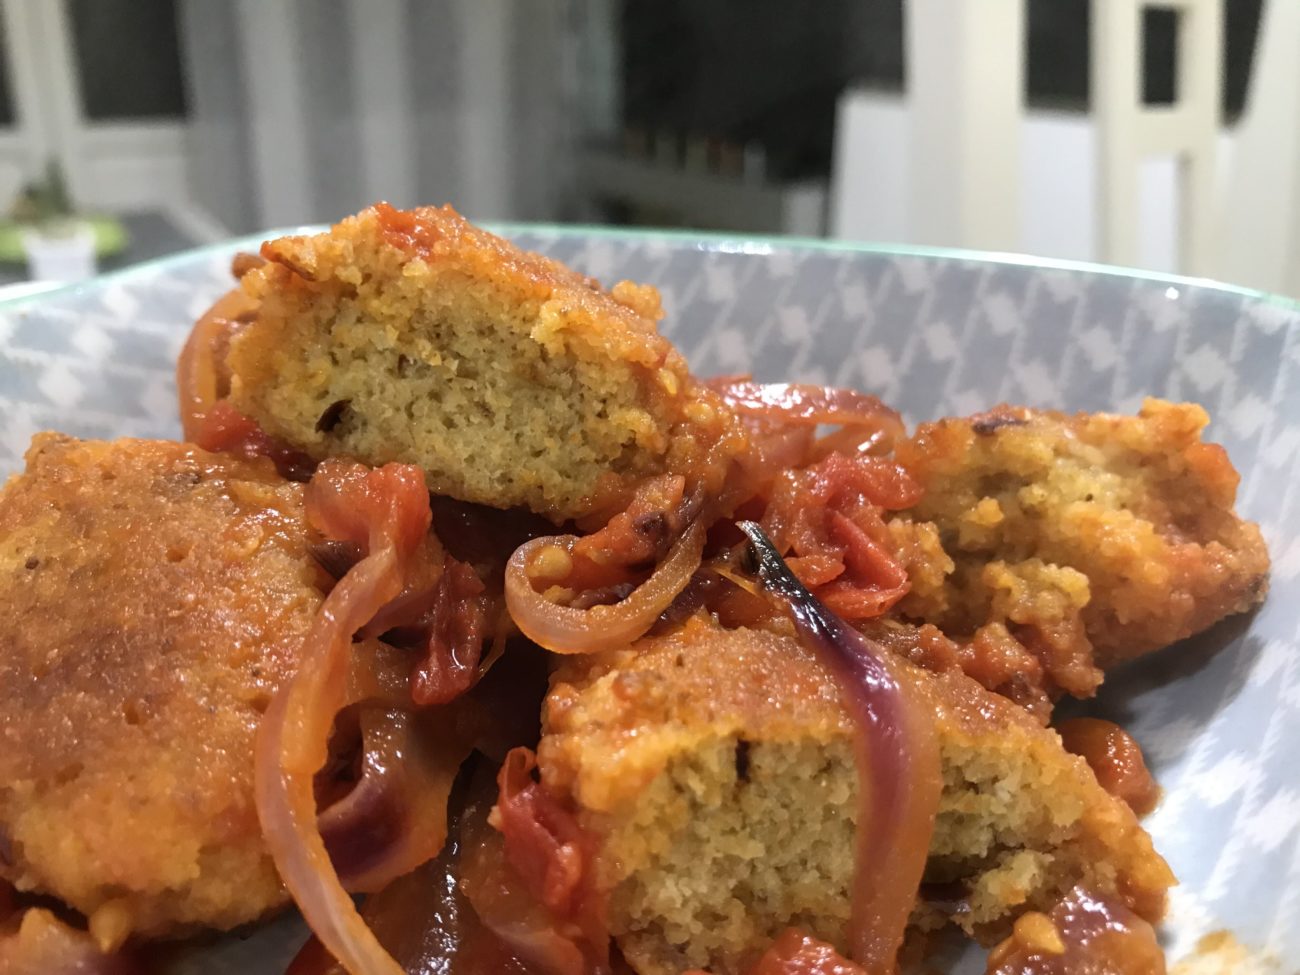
[539,617,1172,975]
[225,203,740,522]
[890,399,1269,690]
[541,620,848,811]
[260,204,675,370]
[0,435,322,944]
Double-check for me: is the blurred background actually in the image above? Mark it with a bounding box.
[2,0,1297,295]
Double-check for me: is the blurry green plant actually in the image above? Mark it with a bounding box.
[10,160,81,235]
[0,160,125,262]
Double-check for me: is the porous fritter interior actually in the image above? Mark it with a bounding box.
[539,619,1172,975]
[227,204,734,521]
[0,435,323,946]
[888,399,1269,700]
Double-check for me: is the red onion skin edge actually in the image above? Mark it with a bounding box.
[736,521,941,975]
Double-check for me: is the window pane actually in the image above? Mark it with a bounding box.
[620,0,899,182]
[0,15,16,127]
[67,0,187,121]
[1141,6,1177,107]
[1025,0,1262,119]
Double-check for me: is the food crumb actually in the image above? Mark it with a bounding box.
[1171,931,1282,975]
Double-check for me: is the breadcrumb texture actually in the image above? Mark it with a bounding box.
[0,435,321,945]
[227,203,737,521]
[891,399,1269,692]
[539,618,1172,975]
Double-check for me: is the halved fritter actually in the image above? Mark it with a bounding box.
[0,435,321,947]
[224,204,739,522]
[538,617,1173,975]
[889,399,1268,697]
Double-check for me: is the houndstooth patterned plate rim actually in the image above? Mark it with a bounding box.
[0,227,1296,974]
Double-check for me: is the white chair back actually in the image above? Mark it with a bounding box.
[905,0,1024,252]
[1092,0,1222,276]
[1213,0,1300,296]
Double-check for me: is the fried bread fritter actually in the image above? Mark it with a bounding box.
[223,203,739,522]
[538,617,1173,975]
[0,435,323,947]
[889,399,1269,702]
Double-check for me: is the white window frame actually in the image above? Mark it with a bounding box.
[0,0,194,214]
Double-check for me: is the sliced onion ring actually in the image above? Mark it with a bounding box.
[505,519,707,654]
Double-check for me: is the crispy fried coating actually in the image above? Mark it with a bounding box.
[890,399,1268,699]
[0,435,323,946]
[224,203,739,522]
[538,617,1172,975]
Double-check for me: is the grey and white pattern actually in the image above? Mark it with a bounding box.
[0,229,1295,972]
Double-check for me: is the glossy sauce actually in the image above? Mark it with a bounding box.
[986,887,1165,975]
[287,836,538,975]
[744,929,867,975]
[1058,718,1160,816]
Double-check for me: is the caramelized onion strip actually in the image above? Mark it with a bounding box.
[505,519,707,654]
[255,461,432,975]
[465,754,605,975]
[738,522,941,975]
[176,289,256,441]
[287,766,542,975]
[317,707,469,894]
[708,379,902,430]
[460,823,590,975]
